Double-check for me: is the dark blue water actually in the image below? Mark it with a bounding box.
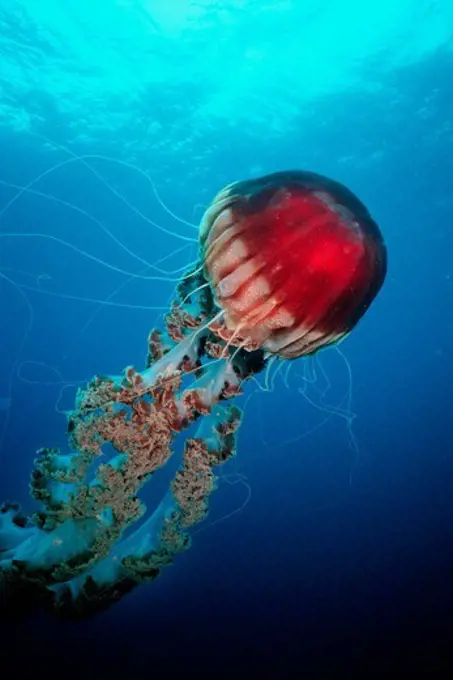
[1,3,453,676]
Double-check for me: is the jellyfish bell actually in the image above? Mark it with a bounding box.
[200,170,387,359]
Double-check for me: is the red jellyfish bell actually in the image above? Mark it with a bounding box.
[200,170,387,358]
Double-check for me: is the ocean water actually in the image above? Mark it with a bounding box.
[0,0,452,676]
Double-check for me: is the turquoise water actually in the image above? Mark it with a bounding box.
[1,1,453,676]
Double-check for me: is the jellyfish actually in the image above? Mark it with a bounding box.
[0,171,386,618]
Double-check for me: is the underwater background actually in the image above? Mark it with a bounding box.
[0,0,453,676]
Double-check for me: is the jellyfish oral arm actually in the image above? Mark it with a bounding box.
[48,402,240,608]
[0,267,248,616]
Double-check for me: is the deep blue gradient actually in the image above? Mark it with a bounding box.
[1,2,453,676]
